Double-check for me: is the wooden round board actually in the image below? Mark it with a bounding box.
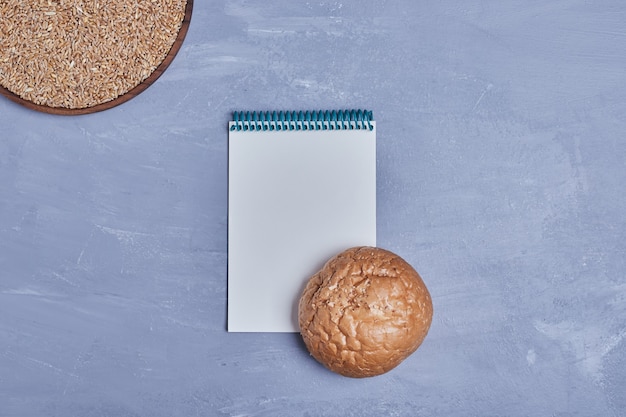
[0,0,193,116]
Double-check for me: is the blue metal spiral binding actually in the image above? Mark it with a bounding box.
[230,109,374,131]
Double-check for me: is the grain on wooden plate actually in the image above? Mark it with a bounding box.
[0,0,187,109]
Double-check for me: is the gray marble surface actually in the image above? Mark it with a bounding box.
[1,1,625,416]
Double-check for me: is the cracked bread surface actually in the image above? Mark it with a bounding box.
[298,246,433,377]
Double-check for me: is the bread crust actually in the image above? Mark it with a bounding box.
[298,246,433,377]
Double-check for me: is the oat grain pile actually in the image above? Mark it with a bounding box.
[0,0,187,109]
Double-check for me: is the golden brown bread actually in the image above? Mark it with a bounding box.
[298,246,433,377]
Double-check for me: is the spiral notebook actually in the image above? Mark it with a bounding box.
[228,110,376,332]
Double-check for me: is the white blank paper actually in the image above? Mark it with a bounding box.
[227,122,376,332]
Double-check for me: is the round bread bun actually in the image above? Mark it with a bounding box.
[298,246,433,378]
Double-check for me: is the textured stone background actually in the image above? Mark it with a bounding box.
[1,1,625,416]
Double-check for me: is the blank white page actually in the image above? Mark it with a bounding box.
[227,121,376,332]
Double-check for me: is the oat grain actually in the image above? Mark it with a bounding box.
[0,0,187,109]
